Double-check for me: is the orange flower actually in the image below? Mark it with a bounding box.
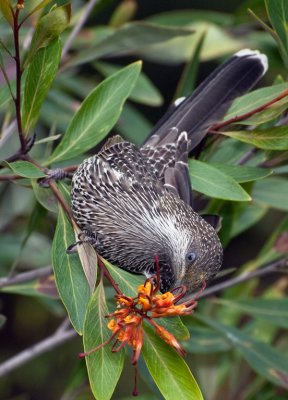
[153,323,185,357]
[82,275,199,358]
[153,291,175,308]
[80,256,203,396]
[138,279,153,295]
[81,277,199,361]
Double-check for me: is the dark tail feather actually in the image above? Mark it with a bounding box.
[144,49,268,152]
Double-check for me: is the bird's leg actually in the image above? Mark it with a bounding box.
[66,230,99,253]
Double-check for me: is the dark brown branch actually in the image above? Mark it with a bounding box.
[12,8,26,152]
[0,266,52,288]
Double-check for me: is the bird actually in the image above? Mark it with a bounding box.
[71,49,268,293]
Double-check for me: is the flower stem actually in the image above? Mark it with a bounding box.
[97,256,123,295]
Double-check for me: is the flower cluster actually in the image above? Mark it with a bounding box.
[79,265,204,396]
[80,275,200,365]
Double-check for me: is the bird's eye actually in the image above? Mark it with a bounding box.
[186,251,197,263]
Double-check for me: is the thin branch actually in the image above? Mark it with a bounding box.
[0,174,22,181]
[236,147,258,165]
[0,326,77,378]
[97,256,122,295]
[0,266,52,288]
[209,88,288,132]
[48,181,73,220]
[197,257,288,300]
[56,318,72,334]
[61,0,100,60]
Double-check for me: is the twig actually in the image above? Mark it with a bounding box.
[209,88,288,132]
[56,318,72,333]
[0,325,77,378]
[48,181,73,219]
[196,257,288,300]
[236,147,258,165]
[0,174,22,181]
[0,266,52,288]
[61,0,100,60]
[97,256,122,295]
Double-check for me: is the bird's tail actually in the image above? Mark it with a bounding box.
[144,49,268,152]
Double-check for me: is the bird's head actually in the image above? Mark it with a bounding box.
[173,217,223,292]
[156,196,223,294]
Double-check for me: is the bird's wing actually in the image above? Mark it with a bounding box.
[143,49,268,152]
[141,131,194,206]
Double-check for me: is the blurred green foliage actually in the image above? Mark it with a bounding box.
[0,1,288,399]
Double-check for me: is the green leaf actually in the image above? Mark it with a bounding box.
[0,274,58,298]
[0,79,15,109]
[189,159,251,201]
[207,138,252,164]
[0,0,13,26]
[182,322,231,354]
[26,4,70,64]
[254,216,288,268]
[209,163,272,183]
[52,207,90,334]
[196,314,288,389]
[225,82,288,122]
[116,103,152,145]
[4,161,47,178]
[136,22,242,64]
[274,164,288,174]
[253,177,288,211]
[22,38,62,135]
[157,317,190,342]
[109,0,136,27]
[48,61,142,164]
[104,258,144,298]
[265,0,288,66]
[221,127,288,150]
[94,61,163,106]
[68,22,194,67]
[35,134,62,145]
[31,180,58,213]
[147,10,233,26]
[216,298,288,329]
[142,324,203,400]
[83,282,124,400]
[24,0,52,20]
[231,203,267,238]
